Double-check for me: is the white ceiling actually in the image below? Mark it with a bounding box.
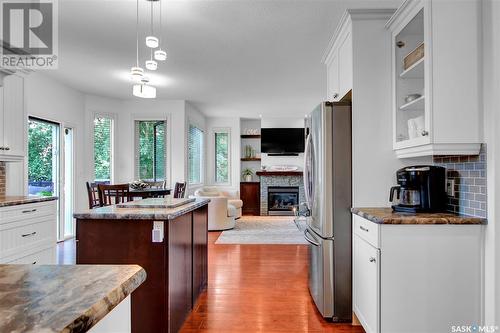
[46,0,401,117]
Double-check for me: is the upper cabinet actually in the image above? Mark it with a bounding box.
[0,73,26,161]
[387,0,482,158]
[324,15,353,102]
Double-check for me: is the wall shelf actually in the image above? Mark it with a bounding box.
[241,157,261,161]
[399,95,425,111]
[241,135,261,139]
[400,57,424,79]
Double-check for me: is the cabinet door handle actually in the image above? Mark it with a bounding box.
[333,93,339,99]
[4,147,10,151]
[21,231,37,238]
[22,208,37,213]
[369,257,376,263]
[0,147,4,150]
[32,261,37,265]
[359,226,369,232]
[421,130,429,136]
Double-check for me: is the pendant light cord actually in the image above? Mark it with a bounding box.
[150,0,153,35]
[136,0,139,67]
[159,0,162,46]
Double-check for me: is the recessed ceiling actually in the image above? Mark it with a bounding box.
[45,0,401,117]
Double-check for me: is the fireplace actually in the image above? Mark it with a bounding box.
[267,186,299,216]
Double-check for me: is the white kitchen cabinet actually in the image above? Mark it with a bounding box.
[0,200,57,264]
[386,0,482,158]
[0,73,26,161]
[352,214,484,333]
[324,14,352,101]
[353,234,380,333]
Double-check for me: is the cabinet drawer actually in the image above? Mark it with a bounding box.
[353,215,380,248]
[0,201,57,224]
[7,246,56,265]
[0,216,56,260]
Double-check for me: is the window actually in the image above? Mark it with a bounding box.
[214,130,230,184]
[93,116,113,183]
[188,125,204,184]
[135,120,166,182]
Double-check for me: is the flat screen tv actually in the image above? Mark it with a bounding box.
[261,128,305,154]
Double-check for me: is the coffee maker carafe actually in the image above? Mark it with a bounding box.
[390,165,447,213]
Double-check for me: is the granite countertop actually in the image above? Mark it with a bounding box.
[74,198,210,220]
[351,207,487,225]
[0,264,146,333]
[0,195,58,207]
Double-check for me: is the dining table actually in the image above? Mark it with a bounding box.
[128,187,171,199]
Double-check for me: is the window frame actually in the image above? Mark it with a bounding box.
[134,118,168,183]
[213,127,231,185]
[92,112,115,184]
[187,123,204,186]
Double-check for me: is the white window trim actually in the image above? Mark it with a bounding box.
[92,112,116,183]
[187,123,204,186]
[131,114,171,185]
[212,127,231,185]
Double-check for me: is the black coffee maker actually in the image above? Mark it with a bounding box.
[389,165,447,213]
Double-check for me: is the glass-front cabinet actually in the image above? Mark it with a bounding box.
[387,0,481,158]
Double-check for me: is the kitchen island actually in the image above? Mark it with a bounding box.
[0,264,145,333]
[74,198,210,333]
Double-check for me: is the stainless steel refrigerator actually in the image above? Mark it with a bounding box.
[303,102,352,322]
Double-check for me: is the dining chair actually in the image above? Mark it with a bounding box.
[98,184,133,206]
[174,182,187,199]
[86,182,101,209]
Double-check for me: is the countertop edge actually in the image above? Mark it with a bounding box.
[0,196,58,207]
[351,207,487,225]
[64,265,146,333]
[73,199,210,220]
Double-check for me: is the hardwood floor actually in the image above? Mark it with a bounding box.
[181,232,364,333]
[56,232,364,332]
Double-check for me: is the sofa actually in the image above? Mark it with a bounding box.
[192,188,243,231]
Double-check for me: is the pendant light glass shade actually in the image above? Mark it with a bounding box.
[130,66,144,80]
[154,49,167,61]
[133,83,156,99]
[146,36,159,48]
[145,59,158,70]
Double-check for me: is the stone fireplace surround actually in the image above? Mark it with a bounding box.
[257,171,304,216]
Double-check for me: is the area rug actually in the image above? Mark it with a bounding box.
[215,216,308,245]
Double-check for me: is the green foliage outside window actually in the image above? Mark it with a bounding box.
[94,117,112,182]
[215,132,229,183]
[137,121,165,181]
[28,120,54,182]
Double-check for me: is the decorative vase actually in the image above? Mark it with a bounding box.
[244,175,252,182]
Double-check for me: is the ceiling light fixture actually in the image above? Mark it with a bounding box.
[130,0,144,81]
[154,0,167,61]
[146,50,158,70]
[133,76,157,99]
[145,0,158,48]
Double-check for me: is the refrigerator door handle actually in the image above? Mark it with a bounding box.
[303,133,313,210]
[304,229,320,247]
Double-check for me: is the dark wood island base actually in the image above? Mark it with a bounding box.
[75,199,209,333]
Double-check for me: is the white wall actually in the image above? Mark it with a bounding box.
[261,117,305,169]
[482,0,500,325]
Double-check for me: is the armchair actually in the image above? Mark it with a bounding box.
[192,188,236,231]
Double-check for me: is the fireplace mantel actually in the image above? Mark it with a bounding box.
[256,171,303,176]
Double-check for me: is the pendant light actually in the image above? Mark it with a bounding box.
[145,0,159,48]
[130,0,143,81]
[133,76,157,99]
[146,49,158,70]
[154,0,167,61]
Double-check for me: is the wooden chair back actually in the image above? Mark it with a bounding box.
[98,184,133,206]
[86,182,101,209]
[174,182,187,199]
